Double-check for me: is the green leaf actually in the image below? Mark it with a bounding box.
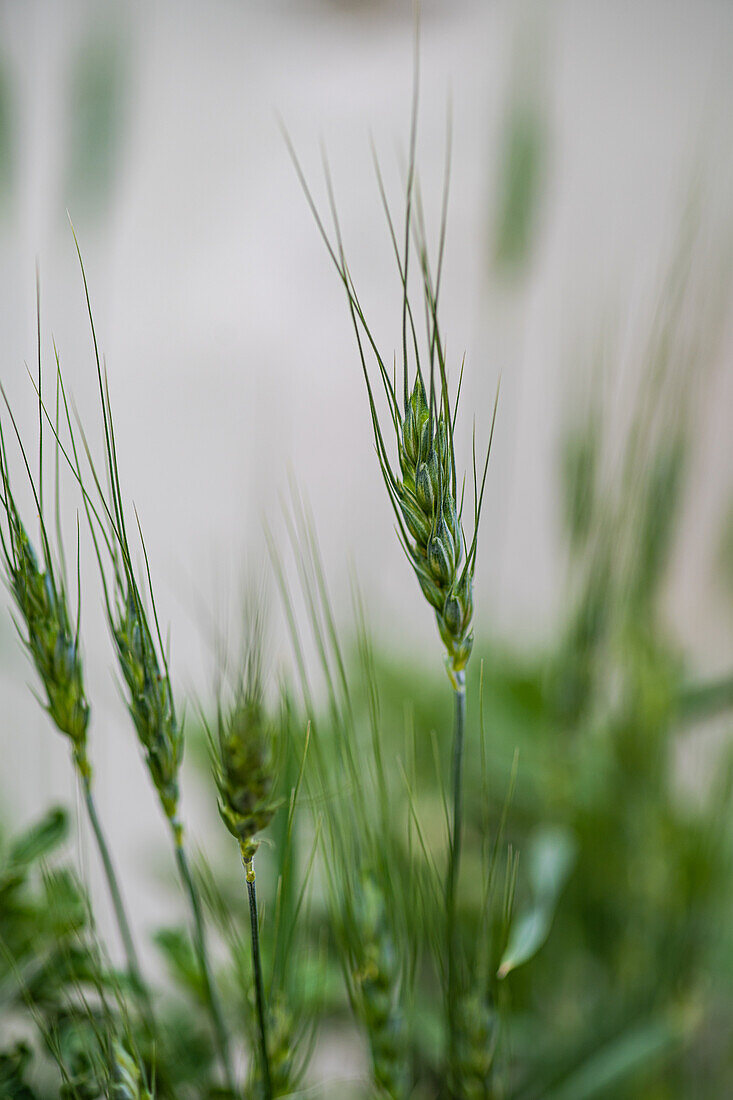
[44,868,87,936]
[0,1041,38,1100]
[528,826,576,903]
[498,907,552,979]
[499,826,576,978]
[8,808,68,867]
[154,926,205,1001]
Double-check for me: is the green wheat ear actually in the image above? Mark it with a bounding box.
[248,992,297,1099]
[110,579,182,825]
[393,369,480,681]
[53,226,185,832]
[212,690,281,862]
[0,291,157,1024]
[352,871,410,1100]
[284,102,498,688]
[0,390,90,777]
[209,598,281,862]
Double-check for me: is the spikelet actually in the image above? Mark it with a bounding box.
[352,874,409,1100]
[395,374,475,681]
[0,429,90,777]
[213,687,280,862]
[112,583,182,824]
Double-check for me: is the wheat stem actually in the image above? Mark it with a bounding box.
[244,855,273,1100]
[80,771,153,1030]
[173,832,234,1093]
[446,671,466,1079]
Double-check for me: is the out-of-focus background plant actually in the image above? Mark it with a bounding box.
[1,1,733,1097]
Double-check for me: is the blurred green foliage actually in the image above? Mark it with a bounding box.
[491,14,549,278]
[65,31,126,216]
[492,94,546,276]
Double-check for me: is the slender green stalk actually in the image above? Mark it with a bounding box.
[81,773,153,1027]
[173,831,235,1093]
[446,672,466,1080]
[244,854,272,1100]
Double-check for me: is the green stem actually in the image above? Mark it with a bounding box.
[244,855,273,1100]
[81,772,154,1028]
[446,672,466,1087]
[173,831,235,1094]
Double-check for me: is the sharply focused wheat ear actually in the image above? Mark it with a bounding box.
[282,100,498,689]
[284,52,500,1086]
